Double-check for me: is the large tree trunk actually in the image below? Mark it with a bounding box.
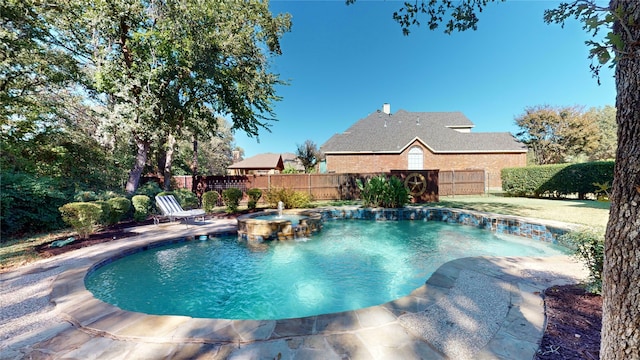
[163,133,176,191]
[124,137,150,194]
[600,2,640,359]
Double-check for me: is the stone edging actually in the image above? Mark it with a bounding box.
[48,209,582,358]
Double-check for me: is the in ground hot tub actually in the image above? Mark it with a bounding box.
[237,209,323,242]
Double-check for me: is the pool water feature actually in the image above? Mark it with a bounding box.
[86,220,568,320]
[236,209,323,241]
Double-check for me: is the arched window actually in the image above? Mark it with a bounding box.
[408,146,423,170]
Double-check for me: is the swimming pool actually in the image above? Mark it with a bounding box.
[85,219,568,320]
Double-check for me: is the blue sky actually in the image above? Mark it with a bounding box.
[234,0,616,158]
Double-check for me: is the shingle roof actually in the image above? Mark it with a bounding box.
[321,109,527,153]
[227,153,284,169]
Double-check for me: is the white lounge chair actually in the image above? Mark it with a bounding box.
[154,195,206,226]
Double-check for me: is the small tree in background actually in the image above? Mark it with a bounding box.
[295,140,322,173]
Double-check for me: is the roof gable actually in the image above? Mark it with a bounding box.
[321,109,527,154]
[228,153,284,170]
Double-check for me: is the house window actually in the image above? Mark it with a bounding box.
[408,146,423,170]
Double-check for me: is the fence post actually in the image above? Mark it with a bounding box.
[452,169,455,197]
[308,173,311,196]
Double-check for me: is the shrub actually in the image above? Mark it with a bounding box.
[74,190,99,202]
[222,188,243,213]
[1,172,67,238]
[94,200,112,225]
[58,202,103,239]
[174,188,199,209]
[132,195,151,222]
[202,191,220,213]
[158,189,199,209]
[558,228,604,294]
[246,188,263,210]
[135,181,163,199]
[356,175,409,208]
[264,188,312,209]
[105,197,131,225]
[501,161,614,198]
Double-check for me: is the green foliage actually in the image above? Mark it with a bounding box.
[246,188,263,210]
[174,189,199,210]
[501,161,614,198]
[264,188,313,209]
[222,188,243,213]
[514,105,600,165]
[386,176,410,208]
[1,171,67,238]
[558,228,604,294]
[58,202,103,239]
[356,175,409,208]
[105,197,131,225]
[135,181,163,199]
[74,191,99,202]
[593,181,611,201]
[93,200,112,226]
[201,191,220,213]
[282,164,298,174]
[132,195,151,222]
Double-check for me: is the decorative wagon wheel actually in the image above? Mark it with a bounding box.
[404,173,427,196]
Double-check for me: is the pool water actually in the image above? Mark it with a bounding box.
[86,220,568,320]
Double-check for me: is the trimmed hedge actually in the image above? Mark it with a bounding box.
[202,191,219,213]
[105,197,131,224]
[246,188,262,210]
[59,202,103,239]
[502,161,614,198]
[222,188,243,213]
[132,195,151,222]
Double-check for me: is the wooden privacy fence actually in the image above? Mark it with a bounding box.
[168,169,485,202]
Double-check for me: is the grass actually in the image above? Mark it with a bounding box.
[433,195,610,228]
[1,195,609,271]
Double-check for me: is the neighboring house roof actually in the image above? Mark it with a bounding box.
[321,109,527,154]
[281,152,305,171]
[227,153,284,170]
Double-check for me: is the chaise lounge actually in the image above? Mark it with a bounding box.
[154,194,206,226]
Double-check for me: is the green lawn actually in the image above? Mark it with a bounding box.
[433,195,610,228]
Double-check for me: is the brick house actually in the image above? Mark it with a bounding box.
[320,104,527,190]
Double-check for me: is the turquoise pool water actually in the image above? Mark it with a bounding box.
[85,220,568,320]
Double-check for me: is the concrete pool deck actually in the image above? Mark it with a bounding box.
[1,216,588,359]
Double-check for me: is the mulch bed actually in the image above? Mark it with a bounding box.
[536,285,602,360]
[35,219,603,359]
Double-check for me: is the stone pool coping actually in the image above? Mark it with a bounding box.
[43,207,588,358]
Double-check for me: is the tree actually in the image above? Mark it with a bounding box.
[587,105,617,160]
[295,139,322,173]
[54,0,291,193]
[515,105,600,164]
[348,1,639,358]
